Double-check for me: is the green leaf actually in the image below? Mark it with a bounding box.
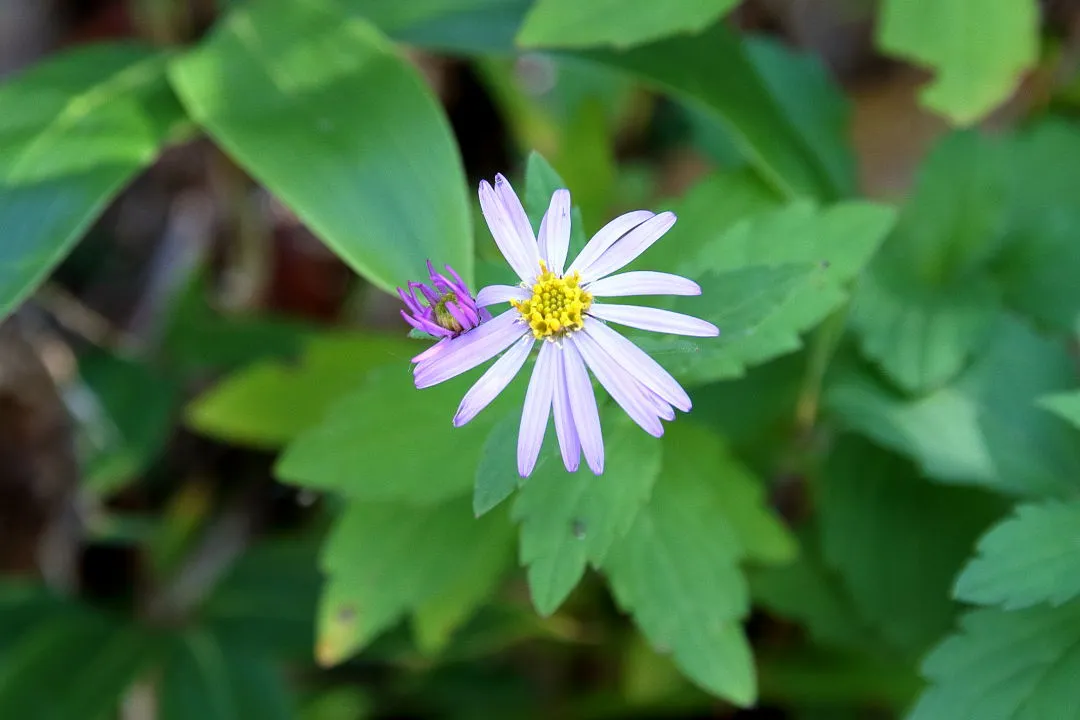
[78,350,180,494]
[850,132,1008,392]
[745,37,857,199]
[0,607,159,719]
[909,602,1080,720]
[877,0,1039,125]
[345,0,531,55]
[954,501,1080,611]
[315,497,514,664]
[160,630,293,720]
[653,201,895,385]
[827,316,1080,497]
[0,44,185,319]
[186,332,415,449]
[169,0,472,292]
[577,24,841,199]
[601,423,794,706]
[995,122,1080,331]
[517,0,736,49]
[1040,391,1080,431]
[819,437,1003,658]
[512,411,661,616]
[277,365,510,504]
[473,414,531,517]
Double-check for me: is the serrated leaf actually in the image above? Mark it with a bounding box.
[517,0,736,49]
[170,0,472,293]
[159,630,293,720]
[315,497,514,664]
[850,132,1009,392]
[820,437,1003,658]
[601,423,794,706]
[954,501,1080,611]
[512,411,661,616]
[577,24,840,199]
[909,602,1080,720]
[877,0,1039,125]
[473,415,530,517]
[276,365,509,504]
[0,44,185,320]
[653,201,894,384]
[828,316,1080,497]
[186,333,415,449]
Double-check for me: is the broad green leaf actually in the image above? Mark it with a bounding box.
[601,423,794,706]
[909,602,1080,720]
[0,44,185,319]
[877,0,1039,125]
[315,497,514,664]
[160,630,293,720]
[473,414,533,517]
[277,365,509,504]
[169,0,472,292]
[1040,391,1080,431]
[652,201,894,384]
[577,24,841,199]
[745,37,857,198]
[820,437,1003,658]
[186,333,414,449]
[850,132,1008,392]
[827,316,1080,497]
[0,608,159,719]
[954,501,1080,611]
[344,0,531,54]
[512,411,661,616]
[995,122,1080,331]
[517,0,736,49]
[78,350,180,494]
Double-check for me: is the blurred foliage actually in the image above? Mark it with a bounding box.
[1,0,1080,718]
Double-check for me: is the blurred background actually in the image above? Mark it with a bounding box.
[2,0,1080,718]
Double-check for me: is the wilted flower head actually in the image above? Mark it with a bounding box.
[412,173,718,478]
[398,260,488,339]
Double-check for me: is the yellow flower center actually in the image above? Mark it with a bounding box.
[511,261,593,339]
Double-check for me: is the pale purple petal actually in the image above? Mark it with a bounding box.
[479,179,538,283]
[587,271,701,298]
[582,319,691,412]
[562,341,604,475]
[476,284,531,308]
[551,347,581,472]
[454,333,535,427]
[578,212,677,283]
[494,174,539,260]
[636,381,676,421]
[538,189,571,275]
[569,333,663,437]
[414,310,526,389]
[518,341,557,477]
[588,303,719,338]
[413,337,450,364]
[567,210,654,277]
[445,301,470,330]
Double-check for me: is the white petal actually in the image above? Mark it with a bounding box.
[578,212,677,282]
[479,179,538,282]
[494,173,539,259]
[570,333,663,437]
[582,319,691,412]
[588,303,719,337]
[587,271,701,298]
[518,341,556,477]
[566,210,654,277]
[538,189,571,275]
[551,347,581,472]
[414,310,526,388]
[562,340,604,475]
[453,333,535,426]
[476,284,530,308]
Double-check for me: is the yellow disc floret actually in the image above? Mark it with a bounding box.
[511,261,593,339]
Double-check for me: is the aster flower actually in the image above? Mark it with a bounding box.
[411,174,718,477]
[398,260,489,341]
